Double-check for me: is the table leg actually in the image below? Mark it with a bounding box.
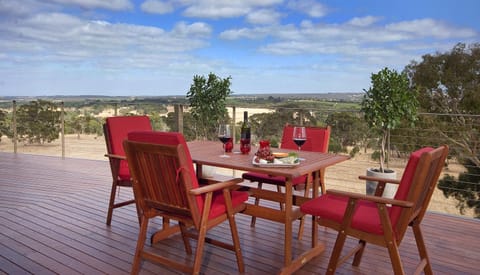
[280,169,324,274]
[284,177,293,266]
[312,170,320,247]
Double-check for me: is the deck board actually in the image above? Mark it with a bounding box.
[1,152,479,274]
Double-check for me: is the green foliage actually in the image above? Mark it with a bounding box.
[165,111,196,141]
[0,110,10,141]
[361,67,419,172]
[186,73,232,140]
[438,158,480,218]
[325,112,369,154]
[148,112,166,131]
[64,111,103,137]
[405,42,480,166]
[405,43,480,217]
[16,100,61,144]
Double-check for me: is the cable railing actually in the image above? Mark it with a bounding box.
[0,100,478,220]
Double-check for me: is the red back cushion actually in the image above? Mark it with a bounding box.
[280,125,330,152]
[389,147,434,226]
[126,131,204,212]
[105,116,152,179]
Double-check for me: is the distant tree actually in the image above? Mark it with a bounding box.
[405,43,480,165]
[0,110,10,141]
[16,100,61,144]
[405,43,480,217]
[148,112,167,131]
[186,73,232,140]
[438,158,480,218]
[250,111,290,146]
[165,111,196,141]
[325,112,369,156]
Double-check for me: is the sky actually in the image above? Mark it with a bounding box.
[0,0,479,97]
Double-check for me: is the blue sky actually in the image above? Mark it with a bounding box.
[0,0,478,97]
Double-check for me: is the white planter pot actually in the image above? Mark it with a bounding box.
[365,168,397,198]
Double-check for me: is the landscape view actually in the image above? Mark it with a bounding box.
[1,1,479,273]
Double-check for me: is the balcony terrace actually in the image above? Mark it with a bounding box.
[1,152,479,274]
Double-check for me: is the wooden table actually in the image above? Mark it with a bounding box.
[188,140,349,273]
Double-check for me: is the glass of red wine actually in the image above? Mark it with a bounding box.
[293,126,307,151]
[218,124,231,158]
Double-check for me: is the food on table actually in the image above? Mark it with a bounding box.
[254,148,299,164]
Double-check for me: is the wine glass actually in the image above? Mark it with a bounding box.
[293,126,307,151]
[218,124,231,157]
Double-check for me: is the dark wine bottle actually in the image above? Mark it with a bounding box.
[240,111,251,154]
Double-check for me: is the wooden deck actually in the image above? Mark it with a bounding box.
[1,152,479,275]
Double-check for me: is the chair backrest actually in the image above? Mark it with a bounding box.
[280,124,330,153]
[103,116,152,178]
[390,145,448,240]
[124,131,204,228]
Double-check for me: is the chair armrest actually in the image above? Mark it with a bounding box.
[189,178,244,196]
[326,189,414,208]
[104,153,126,160]
[358,175,401,185]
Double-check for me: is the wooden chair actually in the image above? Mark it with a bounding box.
[103,115,152,225]
[124,131,248,275]
[300,145,449,275]
[242,124,330,239]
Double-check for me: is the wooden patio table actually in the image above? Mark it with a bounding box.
[187,140,349,273]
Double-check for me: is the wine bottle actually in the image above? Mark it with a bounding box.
[240,111,251,154]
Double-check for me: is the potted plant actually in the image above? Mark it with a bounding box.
[361,67,418,196]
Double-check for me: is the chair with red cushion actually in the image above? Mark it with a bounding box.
[242,124,330,239]
[124,131,248,274]
[103,115,152,225]
[300,145,448,274]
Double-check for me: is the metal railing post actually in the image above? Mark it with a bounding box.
[12,100,17,154]
[61,101,65,159]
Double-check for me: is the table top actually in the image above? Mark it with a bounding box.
[187,140,349,178]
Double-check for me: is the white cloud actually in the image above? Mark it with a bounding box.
[141,0,175,14]
[48,0,133,11]
[246,9,283,25]
[172,21,212,38]
[0,11,211,69]
[182,0,282,19]
[287,0,328,18]
[386,18,477,39]
[347,16,381,27]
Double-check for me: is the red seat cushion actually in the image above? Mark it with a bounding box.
[127,131,248,220]
[389,147,433,226]
[301,194,386,235]
[209,191,249,219]
[105,116,152,180]
[301,147,434,236]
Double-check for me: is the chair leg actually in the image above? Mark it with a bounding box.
[297,181,311,240]
[179,222,193,255]
[326,230,348,275]
[250,182,263,227]
[227,208,245,273]
[277,185,284,211]
[386,239,405,275]
[131,216,149,274]
[352,240,366,266]
[412,224,433,275]
[106,180,118,225]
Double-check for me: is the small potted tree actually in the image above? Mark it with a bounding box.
[361,67,418,197]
